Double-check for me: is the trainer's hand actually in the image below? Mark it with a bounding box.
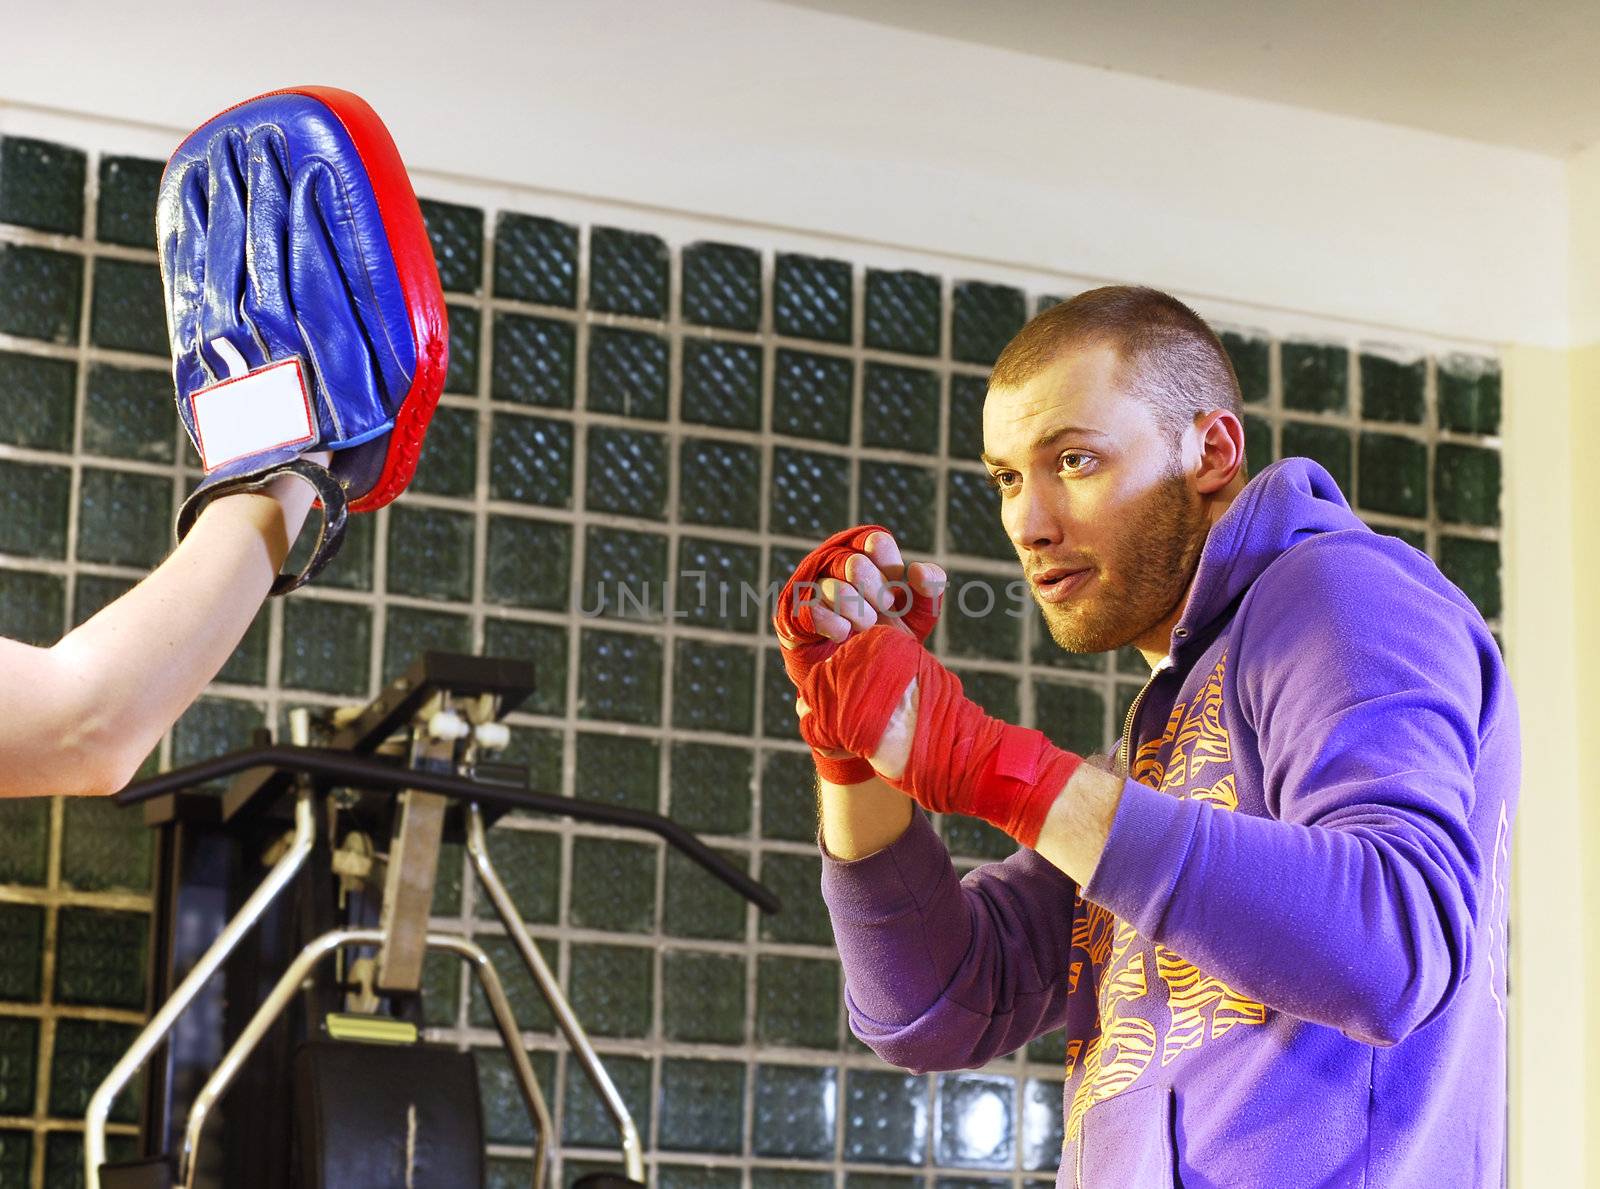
[160,88,447,596]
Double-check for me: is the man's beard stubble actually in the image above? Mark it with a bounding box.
[1035,466,1210,655]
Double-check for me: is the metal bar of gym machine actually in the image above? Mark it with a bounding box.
[176,927,551,1189]
[467,804,646,1183]
[89,743,780,1187]
[112,744,779,913]
[85,787,317,1185]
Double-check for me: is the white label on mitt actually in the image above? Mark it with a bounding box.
[190,358,316,472]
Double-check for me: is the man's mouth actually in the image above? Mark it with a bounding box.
[1032,566,1093,603]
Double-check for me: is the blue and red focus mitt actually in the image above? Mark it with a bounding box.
[157,86,447,593]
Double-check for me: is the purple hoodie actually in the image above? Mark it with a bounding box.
[820,457,1520,1188]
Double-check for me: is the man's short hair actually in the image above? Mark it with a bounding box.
[989,285,1244,453]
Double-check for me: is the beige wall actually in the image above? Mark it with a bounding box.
[0,0,1570,346]
[1501,135,1600,1185]
[1577,343,1600,1188]
[1569,139,1600,1189]
[1503,344,1588,1185]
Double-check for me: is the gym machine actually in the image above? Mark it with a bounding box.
[86,651,780,1189]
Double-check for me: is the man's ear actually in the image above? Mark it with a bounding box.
[1190,410,1245,493]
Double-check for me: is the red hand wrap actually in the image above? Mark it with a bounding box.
[800,626,1082,848]
[812,752,876,787]
[774,524,940,682]
[774,524,941,785]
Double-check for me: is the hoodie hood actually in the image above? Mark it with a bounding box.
[1171,457,1366,656]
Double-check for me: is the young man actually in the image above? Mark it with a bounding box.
[0,473,319,799]
[778,286,1519,1187]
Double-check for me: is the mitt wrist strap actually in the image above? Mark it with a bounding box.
[176,458,348,596]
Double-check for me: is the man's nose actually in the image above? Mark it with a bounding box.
[1005,479,1065,550]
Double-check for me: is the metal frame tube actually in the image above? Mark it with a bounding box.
[466,804,646,1183]
[114,744,779,914]
[178,927,551,1189]
[85,787,316,1189]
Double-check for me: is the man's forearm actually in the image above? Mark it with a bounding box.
[822,752,1123,873]
[1031,760,1125,886]
[814,672,916,859]
[818,772,915,860]
[814,668,1123,871]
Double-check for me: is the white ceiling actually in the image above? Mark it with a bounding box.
[776,0,1600,157]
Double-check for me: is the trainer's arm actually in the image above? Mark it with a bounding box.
[0,474,316,798]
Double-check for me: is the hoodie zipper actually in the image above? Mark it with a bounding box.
[1072,660,1169,1189]
[1118,680,1149,776]
[1118,654,1174,775]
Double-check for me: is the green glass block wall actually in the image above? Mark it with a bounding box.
[0,127,1503,1188]
[0,134,167,1189]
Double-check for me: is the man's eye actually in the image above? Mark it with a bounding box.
[1059,451,1093,473]
[985,471,1018,493]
